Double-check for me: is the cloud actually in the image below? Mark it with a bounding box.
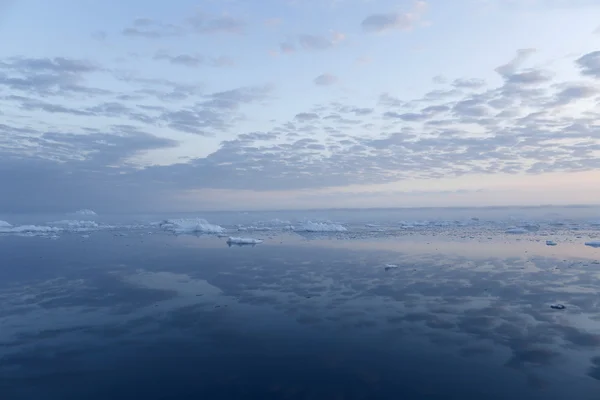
[452,78,486,89]
[153,51,234,68]
[91,31,107,41]
[576,51,600,78]
[361,1,427,33]
[0,56,108,97]
[122,18,184,39]
[187,12,245,34]
[3,48,600,211]
[279,32,345,53]
[122,11,244,39]
[314,73,337,86]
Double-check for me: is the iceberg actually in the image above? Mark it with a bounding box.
[0,220,12,228]
[546,240,557,246]
[159,218,225,234]
[75,209,97,216]
[585,241,600,248]
[295,221,347,232]
[0,225,61,234]
[226,237,263,245]
[50,220,100,231]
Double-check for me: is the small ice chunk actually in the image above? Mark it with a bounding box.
[546,240,557,246]
[505,227,528,234]
[384,264,398,271]
[296,221,347,232]
[550,304,566,310]
[0,220,12,228]
[226,237,263,245]
[585,241,600,248]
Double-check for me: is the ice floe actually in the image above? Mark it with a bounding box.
[0,220,12,228]
[585,241,600,248]
[550,304,566,310]
[159,218,225,234]
[50,220,101,231]
[546,240,557,246]
[0,224,62,235]
[226,237,263,245]
[295,221,347,232]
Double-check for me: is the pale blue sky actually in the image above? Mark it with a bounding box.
[1,0,600,211]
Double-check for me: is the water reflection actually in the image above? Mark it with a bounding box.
[0,232,599,399]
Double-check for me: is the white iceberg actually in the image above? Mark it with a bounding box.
[226,237,263,245]
[50,220,100,231]
[75,209,97,216]
[0,220,12,228]
[295,221,347,232]
[159,218,225,234]
[0,225,62,234]
[585,241,600,248]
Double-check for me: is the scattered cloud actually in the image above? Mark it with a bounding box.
[122,11,244,39]
[314,73,337,86]
[361,1,428,33]
[576,51,600,78]
[279,31,345,53]
[153,51,234,68]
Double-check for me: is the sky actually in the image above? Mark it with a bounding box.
[1,0,600,212]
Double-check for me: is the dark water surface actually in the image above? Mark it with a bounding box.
[1,232,599,399]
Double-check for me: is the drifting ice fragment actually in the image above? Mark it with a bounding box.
[159,218,225,234]
[295,221,347,232]
[384,264,399,271]
[550,304,566,310]
[0,220,12,228]
[226,237,263,245]
[585,241,600,248]
[546,240,557,246]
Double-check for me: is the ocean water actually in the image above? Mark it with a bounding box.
[1,207,600,399]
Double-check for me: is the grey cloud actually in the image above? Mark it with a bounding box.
[122,11,244,39]
[91,31,107,41]
[506,69,552,85]
[553,84,598,105]
[295,112,320,121]
[187,13,245,34]
[280,32,344,53]
[299,34,336,50]
[576,51,600,78]
[361,13,415,33]
[383,111,426,121]
[122,18,184,39]
[495,48,537,77]
[153,51,234,68]
[314,73,337,86]
[4,50,600,210]
[0,56,108,97]
[452,78,486,89]
[433,75,448,84]
[279,42,296,53]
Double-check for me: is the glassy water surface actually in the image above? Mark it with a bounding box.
[1,208,600,399]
